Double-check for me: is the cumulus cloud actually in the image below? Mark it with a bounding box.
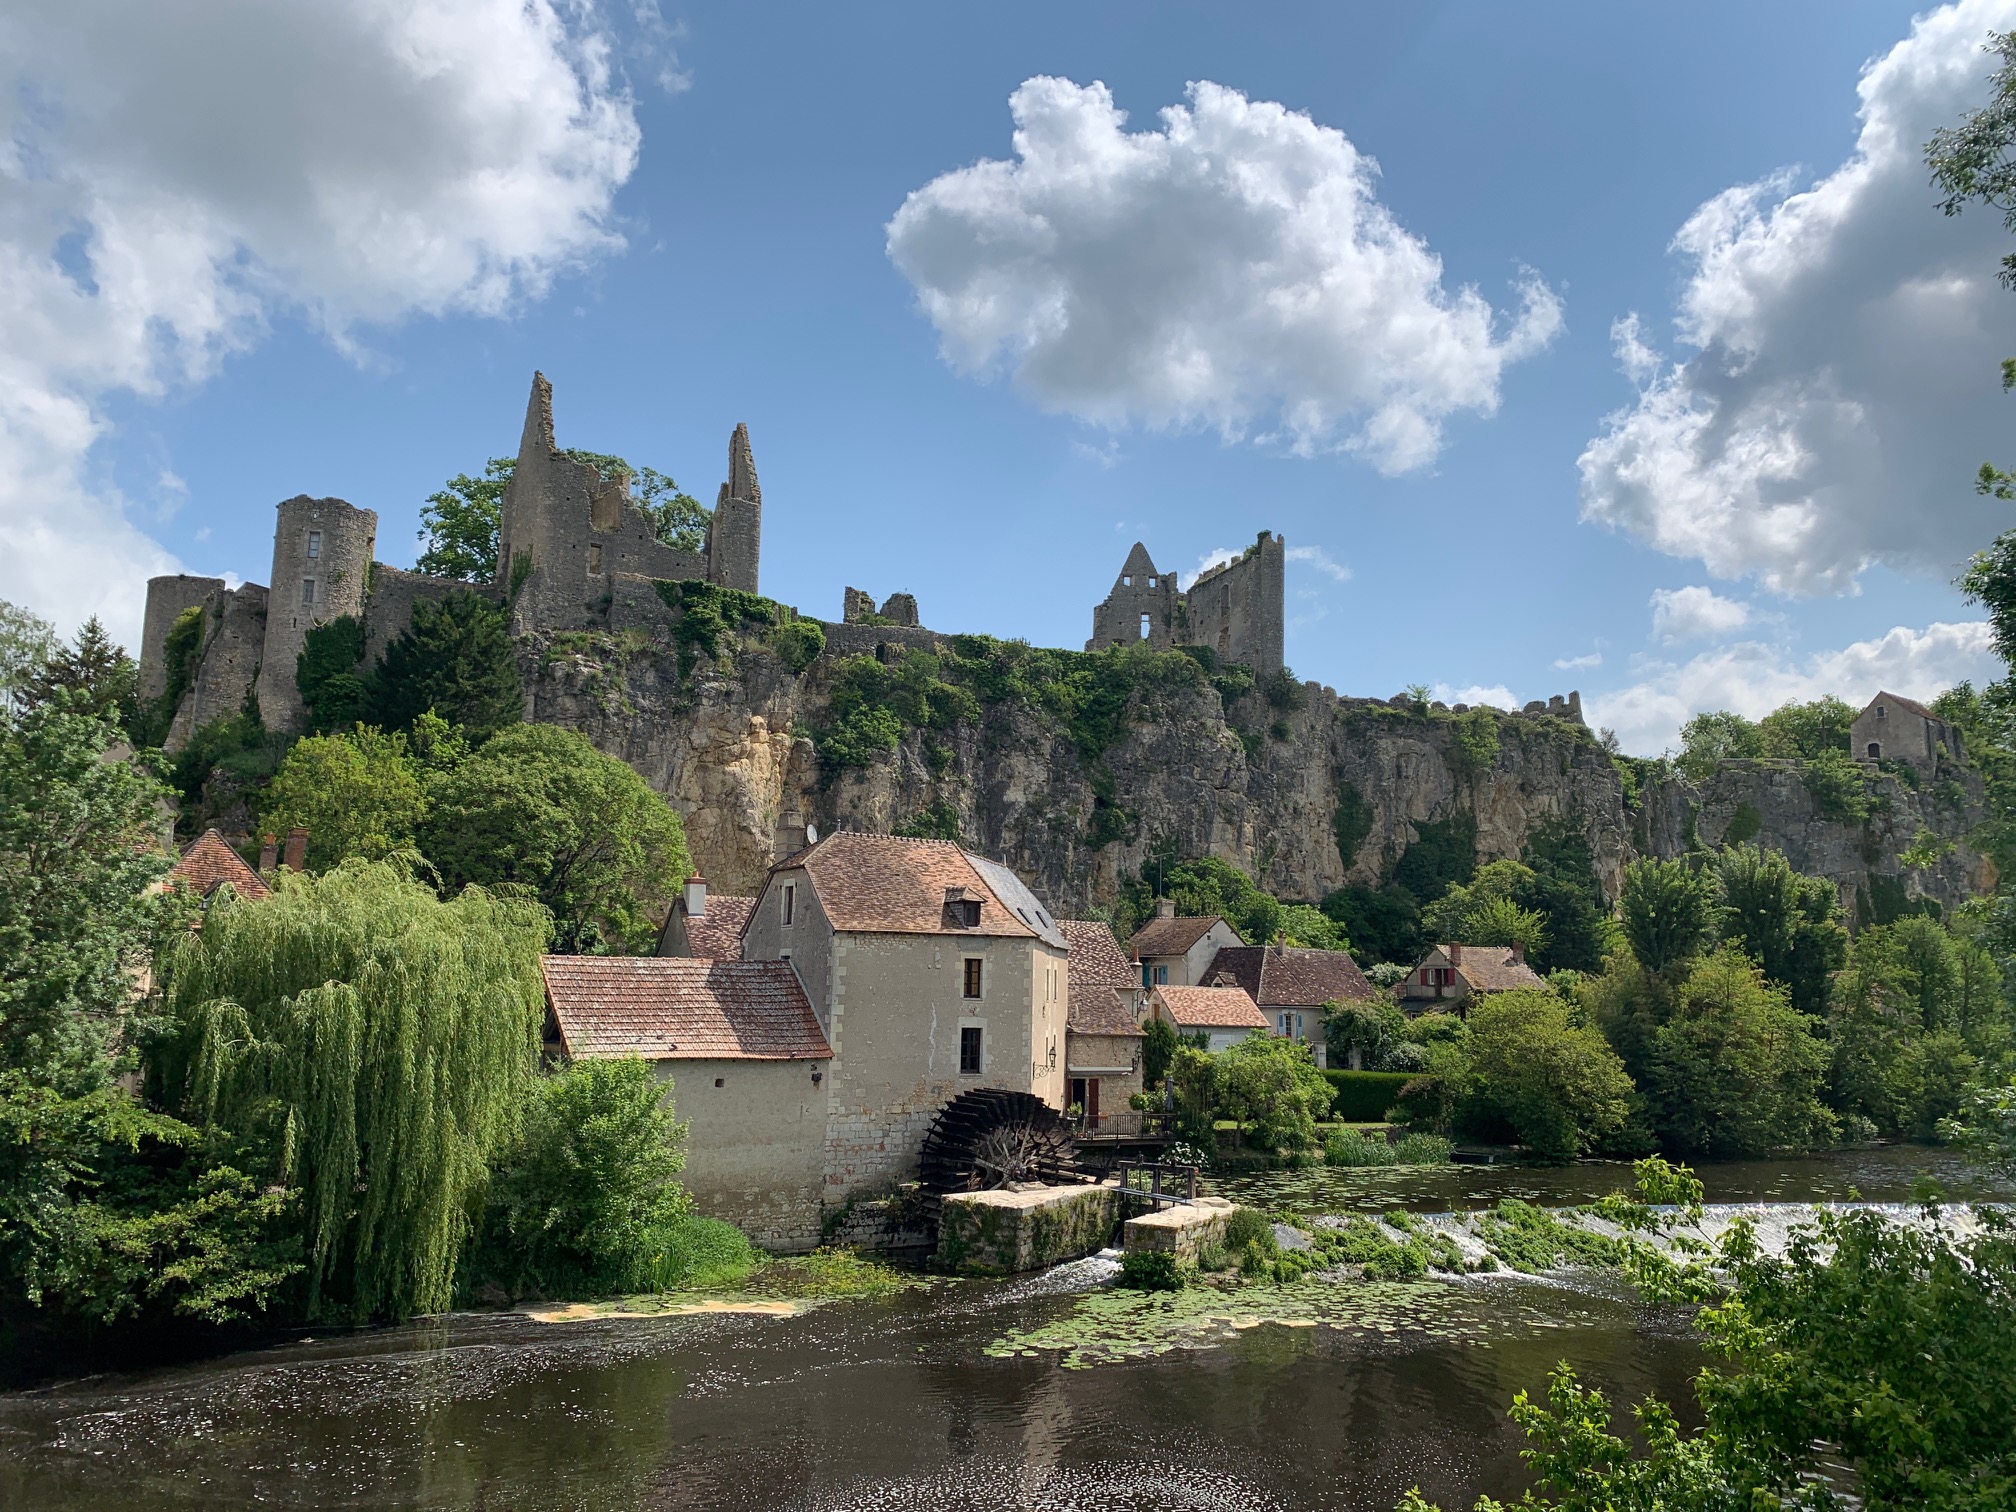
[1554,651,1603,671]
[0,0,642,643]
[1286,544,1353,583]
[1435,683,1519,710]
[887,77,1561,473]
[1578,0,2016,596]
[1650,584,1753,642]
[1586,620,1996,754]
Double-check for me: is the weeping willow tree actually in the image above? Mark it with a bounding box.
[154,861,547,1322]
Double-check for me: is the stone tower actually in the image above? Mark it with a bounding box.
[1183,531,1284,677]
[252,495,378,733]
[708,423,762,593]
[1086,543,1181,652]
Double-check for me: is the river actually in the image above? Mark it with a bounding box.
[1,1146,2003,1511]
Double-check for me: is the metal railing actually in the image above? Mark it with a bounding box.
[1113,1158,1200,1206]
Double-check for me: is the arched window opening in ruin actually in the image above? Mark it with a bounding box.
[1868,743,1881,759]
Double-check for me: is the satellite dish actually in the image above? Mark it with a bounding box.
[806,822,820,843]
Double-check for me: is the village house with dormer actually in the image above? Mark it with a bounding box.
[1398,942,1546,1011]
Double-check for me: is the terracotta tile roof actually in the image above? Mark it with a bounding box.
[1060,920,1138,990]
[542,956,830,1061]
[684,896,754,959]
[1155,983,1268,1030]
[167,828,270,901]
[1130,914,1234,957]
[1442,945,1548,994]
[782,831,1064,945]
[1207,945,1375,1008]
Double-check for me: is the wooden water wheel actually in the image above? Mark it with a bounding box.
[916,1089,1086,1195]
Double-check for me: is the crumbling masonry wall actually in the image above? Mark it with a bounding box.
[1183,531,1284,678]
[1087,543,1181,653]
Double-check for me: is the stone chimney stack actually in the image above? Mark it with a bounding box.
[683,874,708,919]
[283,827,308,872]
[1447,942,1462,966]
[1154,897,1176,920]
[258,833,279,872]
[1510,941,1525,965]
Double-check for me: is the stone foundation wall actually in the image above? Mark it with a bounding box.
[935,1183,1122,1274]
[1122,1197,1236,1263]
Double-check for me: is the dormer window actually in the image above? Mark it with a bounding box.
[943,886,982,929]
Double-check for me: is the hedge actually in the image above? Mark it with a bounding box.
[1323,1070,1415,1123]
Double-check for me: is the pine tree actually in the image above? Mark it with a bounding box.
[364,591,522,740]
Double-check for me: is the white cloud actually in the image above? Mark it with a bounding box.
[1554,651,1603,671]
[0,0,642,644]
[1185,547,1240,588]
[1436,683,1518,710]
[1650,584,1753,642]
[1586,620,1996,754]
[1579,0,2016,596]
[1286,544,1352,582]
[887,77,1561,473]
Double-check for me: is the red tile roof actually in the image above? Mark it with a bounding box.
[684,895,754,959]
[1438,945,1547,994]
[167,829,270,901]
[542,956,830,1061]
[780,831,1064,944]
[1207,945,1375,1008]
[1061,920,1145,1036]
[1131,914,1235,957]
[1155,983,1268,1030]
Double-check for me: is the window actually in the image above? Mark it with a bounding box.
[782,883,795,925]
[1146,576,1156,588]
[1867,743,1882,759]
[306,530,321,560]
[588,543,603,574]
[1875,705,1887,720]
[1153,964,1169,985]
[948,898,980,928]
[301,577,316,608]
[1122,574,1132,587]
[960,1025,983,1074]
[963,958,983,998]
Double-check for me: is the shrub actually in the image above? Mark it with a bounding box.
[767,616,825,674]
[1116,1249,1183,1290]
[1221,1206,1276,1255]
[1322,1069,1415,1122]
[1325,1127,1396,1166]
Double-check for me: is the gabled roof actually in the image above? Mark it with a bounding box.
[773,831,1066,947]
[166,829,270,901]
[1131,913,1235,958]
[543,957,829,1061]
[1865,690,1939,722]
[1426,944,1547,994]
[1155,983,1268,1030]
[1060,921,1144,1036]
[684,896,754,959]
[1208,945,1375,1008]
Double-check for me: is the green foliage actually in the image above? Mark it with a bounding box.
[1116,1248,1184,1290]
[1321,1069,1416,1122]
[1723,799,1763,844]
[564,451,709,553]
[18,616,139,735]
[1116,851,1289,945]
[366,590,522,741]
[0,1074,299,1326]
[466,1058,718,1300]
[260,726,427,871]
[1644,946,1834,1158]
[1421,859,1549,959]
[1758,694,1855,760]
[0,695,178,1091]
[893,800,962,841]
[1472,1197,1624,1273]
[1516,817,1618,974]
[768,616,825,673]
[1714,843,1848,1016]
[0,598,59,714]
[294,616,368,734]
[422,723,690,953]
[1618,857,1718,975]
[1331,781,1374,865]
[1212,1034,1332,1156]
[1389,810,1478,905]
[1451,707,1500,775]
[1140,1016,1181,1090]
[166,710,292,834]
[653,578,779,672]
[1221,1206,1276,1257]
[1324,999,1406,1071]
[1319,883,1423,965]
[157,862,548,1322]
[819,704,903,770]
[1677,708,1763,781]
[1802,746,1872,822]
[1462,990,1634,1162]
[416,457,511,582]
[1323,1126,1397,1165]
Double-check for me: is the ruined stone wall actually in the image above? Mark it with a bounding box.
[361,565,488,668]
[706,422,762,594]
[820,622,949,660]
[138,575,224,703]
[1183,531,1284,676]
[253,496,377,734]
[167,584,268,749]
[1087,543,1181,653]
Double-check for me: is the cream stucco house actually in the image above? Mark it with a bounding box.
[1130,900,1245,986]
[1398,942,1546,1011]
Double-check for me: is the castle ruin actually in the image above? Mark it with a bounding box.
[1086,533,1285,676]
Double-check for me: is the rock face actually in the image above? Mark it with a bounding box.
[522,625,1987,923]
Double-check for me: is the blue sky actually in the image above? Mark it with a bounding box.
[8,1,2016,751]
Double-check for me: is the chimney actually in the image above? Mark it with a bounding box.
[1510,941,1525,965]
[283,827,308,872]
[1447,942,1462,966]
[683,874,708,918]
[1153,897,1176,920]
[258,833,279,872]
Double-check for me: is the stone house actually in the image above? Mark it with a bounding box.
[655,874,756,959]
[1149,983,1269,1052]
[541,956,831,1252]
[740,831,1070,1207]
[1852,691,1962,771]
[1398,942,1546,1011]
[1059,919,1146,1126]
[1205,944,1378,1070]
[1130,901,1245,987]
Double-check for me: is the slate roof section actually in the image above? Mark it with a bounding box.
[684,896,754,959]
[1446,945,1548,994]
[779,831,1066,946]
[167,828,271,901]
[542,956,830,1061]
[1131,914,1234,957]
[1155,983,1268,1030]
[1207,945,1375,1009]
[1060,920,1144,1037]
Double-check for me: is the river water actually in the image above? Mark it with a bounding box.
[1,1147,2003,1512]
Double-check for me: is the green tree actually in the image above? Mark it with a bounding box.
[416,458,512,582]
[1676,709,1763,781]
[365,590,522,741]
[0,599,58,713]
[1278,902,1351,951]
[259,726,428,871]
[1421,859,1533,941]
[156,862,548,1322]
[1618,858,1718,976]
[1645,946,1834,1158]
[1714,844,1848,1016]
[422,723,690,953]
[1461,990,1633,1162]
[0,694,177,1090]
[1320,883,1423,966]
[1516,817,1617,974]
[294,616,368,734]
[22,617,138,728]
[1756,694,1855,760]
[1325,998,1406,1072]
[1212,1033,1332,1156]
